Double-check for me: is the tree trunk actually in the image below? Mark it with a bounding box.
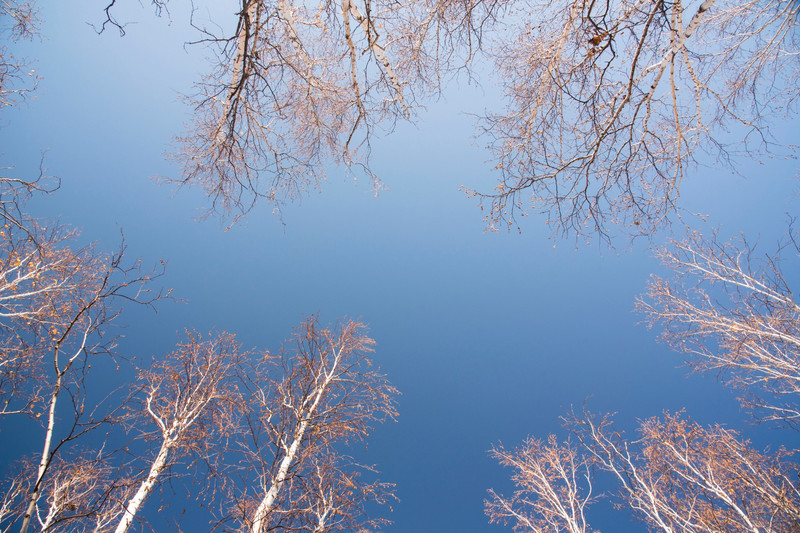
[113,436,173,533]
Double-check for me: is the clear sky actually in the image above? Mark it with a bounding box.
[1,1,799,531]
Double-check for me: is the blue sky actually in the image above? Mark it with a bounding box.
[2,1,799,531]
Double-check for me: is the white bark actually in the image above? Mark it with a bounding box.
[18,373,60,533]
[19,325,90,533]
[249,347,341,533]
[344,0,408,115]
[113,436,173,533]
[215,0,260,144]
[250,419,310,533]
[112,334,234,533]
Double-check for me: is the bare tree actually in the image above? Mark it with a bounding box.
[0,205,89,416]
[490,227,800,531]
[283,452,396,533]
[0,192,397,533]
[0,11,155,526]
[486,435,593,533]
[93,0,798,236]
[470,0,800,237]
[0,447,137,532]
[490,411,800,533]
[169,0,502,219]
[13,238,166,533]
[0,462,29,530]
[640,228,800,427]
[113,331,245,533]
[228,317,397,533]
[0,182,169,532]
[580,411,800,532]
[0,175,167,532]
[0,0,39,108]
[0,119,172,531]
[34,453,127,532]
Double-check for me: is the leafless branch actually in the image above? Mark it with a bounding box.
[225,317,397,533]
[640,227,800,427]
[173,0,505,221]
[471,0,800,238]
[113,331,246,533]
[486,435,595,533]
[0,0,40,109]
[569,410,800,532]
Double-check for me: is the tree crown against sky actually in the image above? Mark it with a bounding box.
[1,0,799,532]
[0,194,398,532]
[0,27,398,523]
[95,0,800,239]
[474,0,799,237]
[487,227,800,532]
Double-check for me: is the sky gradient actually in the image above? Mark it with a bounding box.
[2,1,799,531]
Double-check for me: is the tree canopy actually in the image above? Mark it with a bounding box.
[1,0,798,531]
[102,0,800,237]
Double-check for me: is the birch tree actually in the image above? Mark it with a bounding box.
[579,411,800,532]
[167,0,502,218]
[230,317,397,533]
[489,411,800,533]
[0,182,167,532]
[98,0,799,236]
[490,228,800,531]
[472,0,800,237]
[486,436,594,533]
[0,0,38,108]
[0,9,149,528]
[31,453,126,532]
[112,331,245,533]
[13,241,165,533]
[292,453,396,533]
[0,183,90,417]
[640,228,800,427]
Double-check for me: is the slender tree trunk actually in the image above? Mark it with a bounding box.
[114,436,173,533]
[250,355,339,533]
[19,374,61,533]
[215,0,260,143]
[250,419,309,533]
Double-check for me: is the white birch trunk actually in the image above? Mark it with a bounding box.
[18,375,61,533]
[250,349,340,533]
[19,327,90,533]
[344,0,407,114]
[249,419,310,533]
[215,0,260,144]
[114,434,174,533]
